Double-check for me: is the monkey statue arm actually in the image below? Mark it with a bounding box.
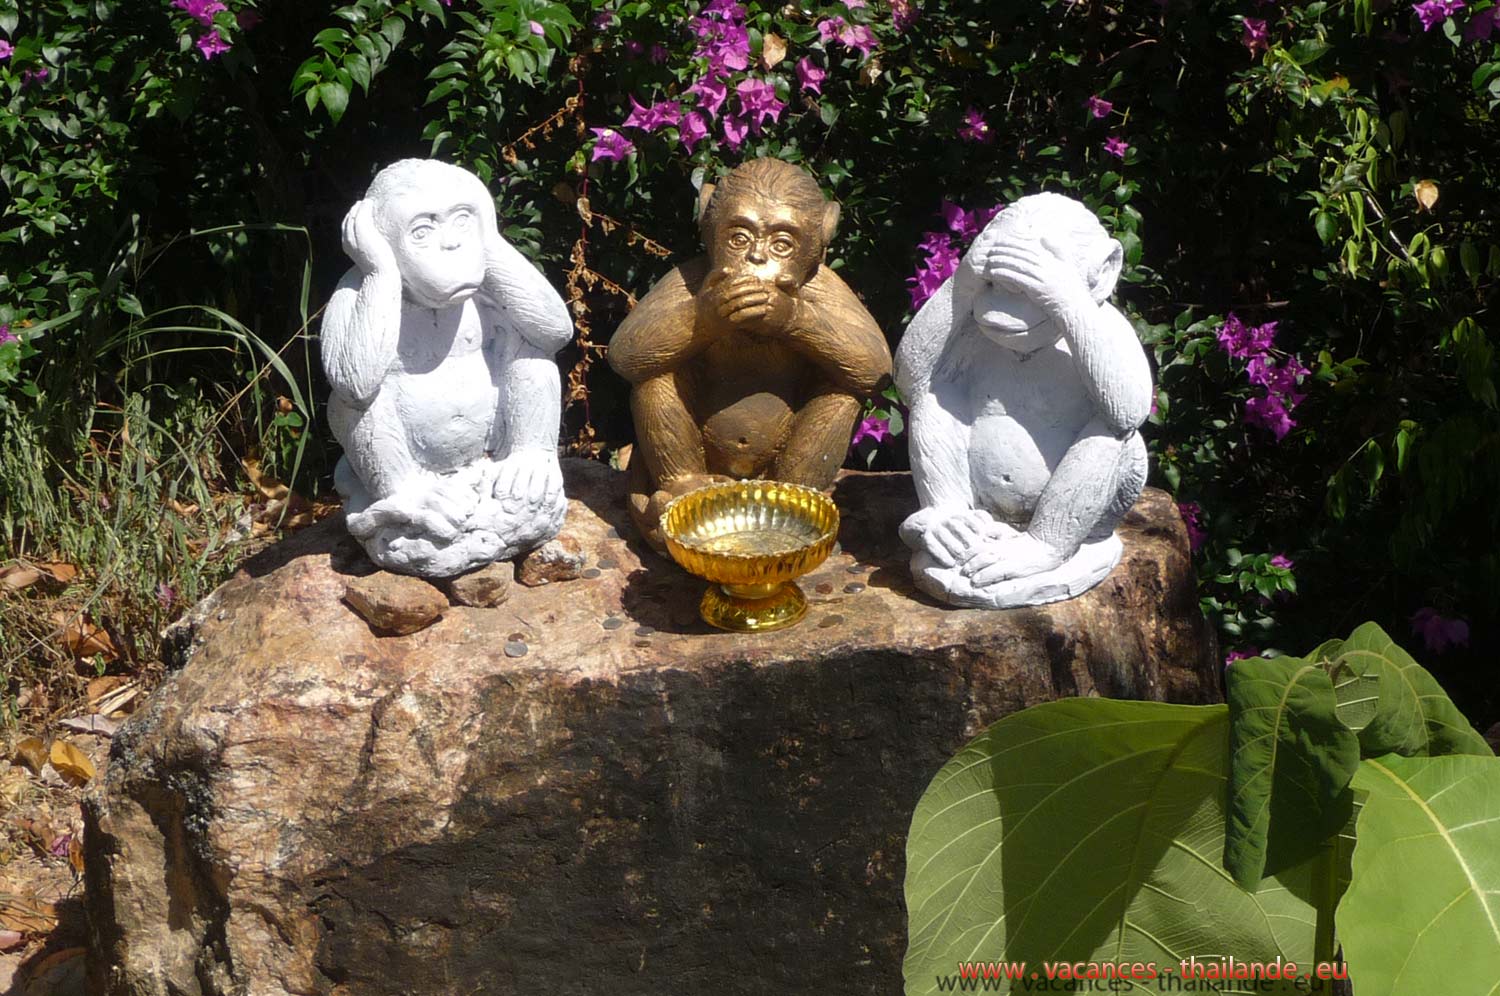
[780,266,891,396]
[481,229,574,355]
[607,259,717,384]
[321,200,402,407]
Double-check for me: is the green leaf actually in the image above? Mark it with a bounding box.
[904,700,1317,995]
[318,81,350,124]
[1338,754,1500,996]
[1224,657,1360,889]
[1319,624,1492,758]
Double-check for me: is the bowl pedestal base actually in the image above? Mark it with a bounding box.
[700,581,808,632]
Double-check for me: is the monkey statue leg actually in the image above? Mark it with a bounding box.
[769,384,861,490]
[627,370,725,548]
[1086,430,1148,541]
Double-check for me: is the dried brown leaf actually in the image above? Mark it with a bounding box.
[760,32,787,70]
[10,738,47,775]
[48,740,95,786]
[49,612,119,661]
[0,567,41,592]
[242,458,290,501]
[39,562,77,584]
[1414,180,1439,212]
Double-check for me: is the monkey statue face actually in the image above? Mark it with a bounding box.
[380,190,488,309]
[968,205,1122,355]
[709,196,820,291]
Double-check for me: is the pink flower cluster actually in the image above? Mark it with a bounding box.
[1176,501,1207,552]
[816,15,878,57]
[1411,607,1470,654]
[958,107,991,144]
[1242,17,1270,54]
[1414,0,1465,31]
[0,324,16,346]
[1216,313,1309,441]
[0,40,12,61]
[171,0,232,60]
[891,0,919,32]
[906,201,1003,309]
[851,414,890,446]
[1466,7,1499,39]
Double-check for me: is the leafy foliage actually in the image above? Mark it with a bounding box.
[906,622,1497,995]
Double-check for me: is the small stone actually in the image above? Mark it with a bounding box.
[440,562,512,608]
[844,582,866,594]
[343,573,446,636]
[503,640,528,658]
[819,614,845,629]
[815,582,834,595]
[516,535,588,587]
[602,616,625,631]
[597,558,619,570]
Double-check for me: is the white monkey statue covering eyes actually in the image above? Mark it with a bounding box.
[321,159,572,577]
[894,192,1154,609]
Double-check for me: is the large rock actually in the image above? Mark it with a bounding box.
[84,459,1219,996]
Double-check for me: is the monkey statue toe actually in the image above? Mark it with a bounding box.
[608,158,892,549]
[894,192,1153,608]
[321,159,573,577]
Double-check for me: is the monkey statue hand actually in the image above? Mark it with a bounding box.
[905,507,1015,569]
[977,234,1092,324]
[699,271,798,334]
[340,199,398,278]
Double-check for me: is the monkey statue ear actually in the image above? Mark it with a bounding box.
[821,201,841,247]
[696,182,717,228]
[1088,238,1125,302]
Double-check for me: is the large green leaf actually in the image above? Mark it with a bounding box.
[1225,656,1360,889]
[904,700,1317,995]
[1315,623,1492,758]
[1339,754,1500,996]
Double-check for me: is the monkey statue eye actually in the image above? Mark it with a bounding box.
[770,236,797,257]
[410,222,436,243]
[450,211,473,232]
[726,231,751,251]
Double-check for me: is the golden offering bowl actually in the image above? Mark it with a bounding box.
[661,480,840,633]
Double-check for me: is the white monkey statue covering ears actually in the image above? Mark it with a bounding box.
[321,159,572,577]
[894,192,1154,609]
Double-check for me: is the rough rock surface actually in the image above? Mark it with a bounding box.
[84,459,1220,996]
[439,561,512,608]
[515,534,587,586]
[341,571,447,635]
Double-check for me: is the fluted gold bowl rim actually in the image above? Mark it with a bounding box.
[660,480,840,586]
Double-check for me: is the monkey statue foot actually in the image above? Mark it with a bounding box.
[626,466,733,552]
[339,459,565,577]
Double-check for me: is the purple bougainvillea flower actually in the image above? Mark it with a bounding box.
[1242,17,1270,53]
[851,414,890,446]
[1225,647,1262,667]
[892,0,919,31]
[1465,7,1498,39]
[591,12,614,30]
[1216,313,1279,359]
[736,78,786,131]
[1411,607,1470,654]
[173,0,226,26]
[838,22,879,56]
[1270,554,1294,569]
[687,75,729,118]
[0,324,16,345]
[691,3,751,73]
[1414,0,1465,31]
[622,95,683,133]
[527,20,545,36]
[840,0,869,8]
[1176,501,1207,552]
[907,230,963,308]
[0,40,12,61]
[21,66,50,85]
[796,56,826,94]
[649,43,669,63]
[589,127,635,162]
[958,107,992,143]
[721,113,750,150]
[1087,94,1113,119]
[817,16,846,43]
[678,111,710,152]
[1244,393,1296,440]
[1103,135,1130,158]
[195,29,230,59]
